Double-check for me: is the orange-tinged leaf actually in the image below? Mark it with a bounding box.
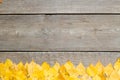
[59,65,69,76]
[57,73,65,80]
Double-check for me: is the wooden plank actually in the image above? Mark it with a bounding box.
[0,0,120,13]
[0,52,119,66]
[0,15,120,51]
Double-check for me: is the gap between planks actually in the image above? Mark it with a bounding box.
[1,13,120,15]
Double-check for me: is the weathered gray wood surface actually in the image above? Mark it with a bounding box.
[0,15,120,51]
[0,52,119,66]
[0,0,120,14]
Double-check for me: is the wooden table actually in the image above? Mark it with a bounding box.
[0,0,120,65]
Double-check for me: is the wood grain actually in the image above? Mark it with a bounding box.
[0,52,119,66]
[0,0,120,13]
[0,15,120,51]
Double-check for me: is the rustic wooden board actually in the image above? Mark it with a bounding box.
[0,52,119,66]
[0,0,120,13]
[0,15,120,51]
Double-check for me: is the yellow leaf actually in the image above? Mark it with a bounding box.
[109,71,120,80]
[53,62,60,71]
[76,63,86,76]
[104,63,114,76]
[64,61,74,70]
[86,64,97,77]
[5,59,13,67]
[41,62,50,70]
[114,58,120,71]
[92,75,102,80]
[95,61,104,75]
